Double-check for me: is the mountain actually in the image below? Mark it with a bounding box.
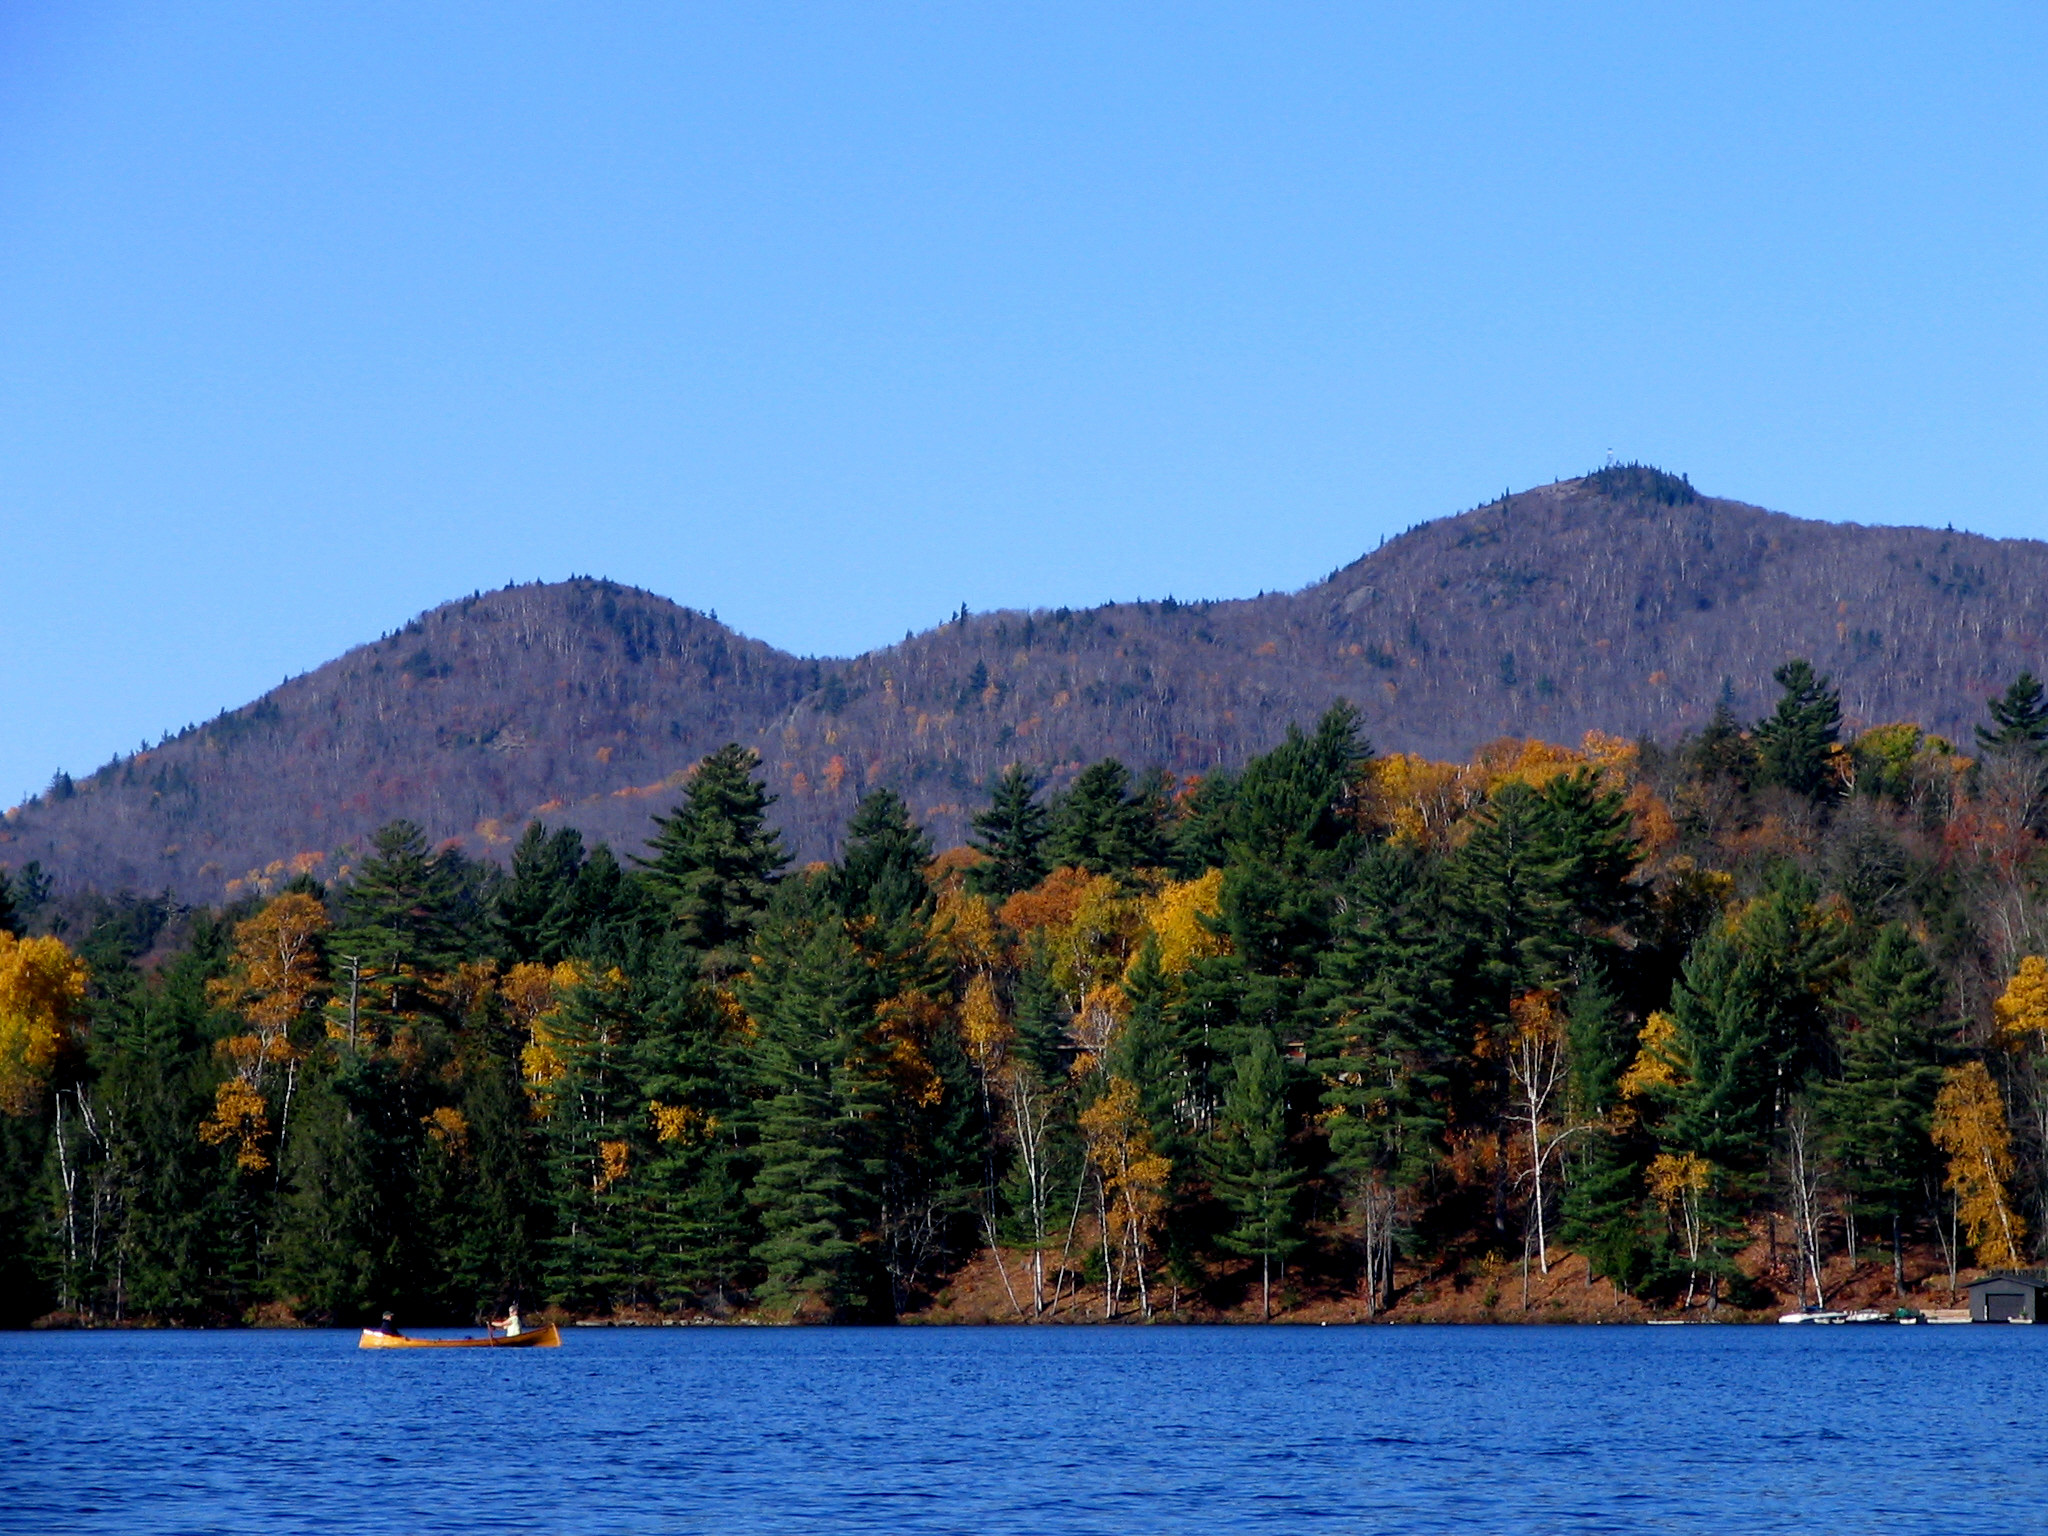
[9,466,2047,901]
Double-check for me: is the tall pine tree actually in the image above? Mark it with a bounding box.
[967,766,1051,898]
[639,744,790,976]
[1754,659,1843,800]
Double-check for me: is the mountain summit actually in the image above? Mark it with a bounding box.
[10,467,2046,899]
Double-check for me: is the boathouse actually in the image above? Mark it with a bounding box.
[1966,1273,2048,1323]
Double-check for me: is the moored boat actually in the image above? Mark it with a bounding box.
[358,1323,561,1349]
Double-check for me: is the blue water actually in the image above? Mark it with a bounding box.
[2,1324,2042,1534]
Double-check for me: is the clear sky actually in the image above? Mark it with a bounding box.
[3,3,2043,807]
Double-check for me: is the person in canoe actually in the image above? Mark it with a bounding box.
[371,1312,404,1338]
[489,1303,524,1339]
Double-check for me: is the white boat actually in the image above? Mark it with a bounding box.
[1778,1308,1847,1324]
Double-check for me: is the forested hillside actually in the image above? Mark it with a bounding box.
[7,465,2048,905]
[4,660,2048,1327]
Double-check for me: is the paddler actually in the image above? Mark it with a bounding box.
[490,1302,524,1338]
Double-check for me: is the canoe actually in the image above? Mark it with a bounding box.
[358,1323,561,1349]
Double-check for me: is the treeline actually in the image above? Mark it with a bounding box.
[5,662,2048,1324]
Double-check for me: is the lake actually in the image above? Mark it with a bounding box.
[3,1324,2042,1534]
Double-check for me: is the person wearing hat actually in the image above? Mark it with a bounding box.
[372,1311,404,1337]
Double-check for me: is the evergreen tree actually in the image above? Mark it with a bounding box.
[1977,671,2048,756]
[1753,659,1843,799]
[1215,704,1367,976]
[966,766,1051,899]
[1690,690,1758,789]
[1046,760,1168,876]
[1822,923,1950,1290]
[273,1052,433,1321]
[334,820,469,977]
[1167,770,1239,877]
[567,844,640,963]
[1661,872,1839,1181]
[534,971,649,1312]
[639,744,789,975]
[1309,847,1456,1306]
[739,879,879,1318]
[1556,976,1653,1289]
[1009,934,1068,1082]
[1110,936,1191,1160]
[1207,1030,1302,1319]
[633,942,752,1309]
[1532,769,1641,939]
[494,822,587,964]
[1447,781,1577,1009]
[832,789,934,928]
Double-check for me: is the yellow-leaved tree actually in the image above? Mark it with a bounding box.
[201,892,329,1173]
[1994,956,2048,1042]
[1646,1151,1714,1309]
[1079,1075,1170,1319]
[1930,1060,2026,1269]
[1136,869,1227,978]
[505,960,589,1108]
[0,932,90,1116]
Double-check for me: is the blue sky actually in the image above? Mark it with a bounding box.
[2,3,2043,806]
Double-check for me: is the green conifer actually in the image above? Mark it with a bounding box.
[1977,671,2048,755]
[1822,923,1950,1291]
[1046,760,1168,875]
[1753,659,1843,800]
[966,766,1050,898]
[639,744,789,975]
[739,879,880,1319]
[334,820,468,976]
[1206,1031,1302,1319]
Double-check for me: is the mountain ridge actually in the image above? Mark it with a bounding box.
[11,467,2048,900]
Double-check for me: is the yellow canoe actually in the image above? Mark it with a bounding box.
[358,1323,561,1349]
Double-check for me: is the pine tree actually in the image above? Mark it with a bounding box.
[634,942,752,1309]
[1215,704,1367,976]
[639,744,790,976]
[1977,671,2048,756]
[1556,976,1652,1289]
[1309,847,1456,1310]
[1010,934,1068,1082]
[1532,769,1641,939]
[1754,659,1843,799]
[966,766,1051,899]
[739,880,879,1319]
[334,820,469,977]
[1690,689,1758,789]
[1822,923,1950,1291]
[495,822,587,964]
[1047,760,1168,876]
[535,971,648,1312]
[1661,872,1839,1180]
[832,789,934,928]
[1207,1030,1302,1319]
[1447,781,1578,1009]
